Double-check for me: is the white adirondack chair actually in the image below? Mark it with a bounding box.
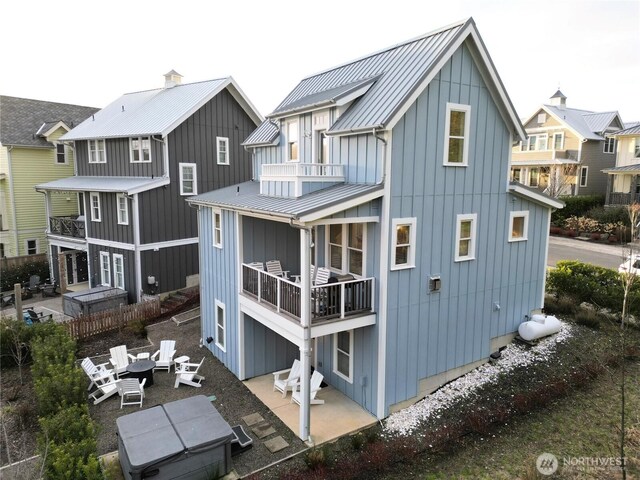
[116,378,146,408]
[266,260,289,279]
[88,374,119,405]
[81,357,113,391]
[273,359,301,398]
[109,345,136,378]
[151,340,176,372]
[291,370,325,405]
[174,358,205,388]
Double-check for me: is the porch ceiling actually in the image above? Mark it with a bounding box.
[188,181,383,223]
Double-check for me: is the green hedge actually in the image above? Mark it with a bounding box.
[0,319,61,368]
[1,260,50,291]
[551,195,605,226]
[546,260,640,316]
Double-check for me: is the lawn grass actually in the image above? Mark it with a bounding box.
[384,360,640,479]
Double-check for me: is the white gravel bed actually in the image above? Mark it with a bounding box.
[384,322,574,436]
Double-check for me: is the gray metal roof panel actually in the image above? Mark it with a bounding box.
[61,78,228,141]
[543,105,603,140]
[35,176,165,194]
[0,96,98,147]
[189,181,383,219]
[243,120,280,146]
[582,111,620,134]
[602,164,640,173]
[267,21,464,133]
[615,124,640,136]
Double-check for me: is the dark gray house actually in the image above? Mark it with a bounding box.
[36,72,262,302]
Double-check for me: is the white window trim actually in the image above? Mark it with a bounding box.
[212,208,222,249]
[215,299,226,352]
[537,113,547,124]
[520,133,549,152]
[325,223,367,277]
[390,217,417,270]
[443,103,471,167]
[333,330,353,383]
[90,192,101,222]
[179,163,197,196]
[117,194,129,225]
[552,132,564,150]
[579,166,589,187]
[129,137,152,163]
[113,253,125,289]
[603,137,615,154]
[508,210,529,242]
[286,119,299,162]
[88,139,107,164]
[216,137,230,165]
[55,143,68,164]
[25,238,38,255]
[455,213,477,262]
[100,251,111,286]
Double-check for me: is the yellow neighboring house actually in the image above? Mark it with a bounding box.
[0,96,98,260]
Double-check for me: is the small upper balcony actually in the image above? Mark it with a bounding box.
[49,216,85,239]
[240,263,376,338]
[260,163,345,198]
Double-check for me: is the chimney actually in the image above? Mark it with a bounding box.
[164,70,183,89]
[549,89,567,109]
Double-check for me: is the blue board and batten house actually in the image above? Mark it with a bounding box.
[188,18,563,440]
[36,72,262,303]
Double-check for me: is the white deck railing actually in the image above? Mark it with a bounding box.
[261,163,344,179]
[241,263,374,323]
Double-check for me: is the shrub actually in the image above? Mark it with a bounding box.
[573,309,603,330]
[549,226,562,235]
[609,235,619,243]
[590,232,601,241]
[0,260,50,292]
[33,363,86,417]
[31,326,77,380]
[587,206,630,227]
[38,405,97,447]
[552,195,604,225]
[42,443,103,480]
[513,393,533,414]
[350,432,366,451]
[304,447,327,470]
[543,295,577,315]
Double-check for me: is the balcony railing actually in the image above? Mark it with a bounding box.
[607,192,640,206]
[241,263,374,323]
[49,216,85,238]
[261,163,344,179]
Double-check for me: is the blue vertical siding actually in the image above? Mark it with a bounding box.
[384,44,549,411]
[243,315,299,378]
[199,207,240,375]
[242,217,301,274]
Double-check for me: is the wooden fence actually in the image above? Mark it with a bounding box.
[0,253,47,270]
[65,297,161,340]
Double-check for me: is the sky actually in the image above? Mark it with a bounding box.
[2,0,639,122]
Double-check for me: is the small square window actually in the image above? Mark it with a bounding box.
[455,213,477,262]
[130,137,151,163]
[509,211,529,242]
[26,239,37,255]
[603,137,616,154]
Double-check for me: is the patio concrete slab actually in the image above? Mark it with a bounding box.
[264,436,289,453]
[244,373,377,445]
[242,412,265,426]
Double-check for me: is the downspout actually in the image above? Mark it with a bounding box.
[373,129,387,185]
[6,146,19,255]
[132,193,142,302]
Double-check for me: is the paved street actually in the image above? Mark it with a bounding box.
[547,236,626,270]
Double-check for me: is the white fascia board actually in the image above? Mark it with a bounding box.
[87,237,135,251]
[310,313,376,338]
[138,237,199,251]
[508,184,565,209]
[47,236,88,250]
[225,77,265,125]
[297,189,385,223]
[129,177,170,194]
[42,121,71,138]
[307,216,380,226]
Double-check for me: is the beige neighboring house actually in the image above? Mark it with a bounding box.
[0,96,98,265]
[603,123,640,206]
[510,90,624,197]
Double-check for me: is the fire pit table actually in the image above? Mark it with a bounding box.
[126,359,156,386]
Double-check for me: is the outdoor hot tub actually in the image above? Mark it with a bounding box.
[116,395,234,480]
[62,286,128,317]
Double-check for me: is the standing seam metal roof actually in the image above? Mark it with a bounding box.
[61,78,228,140]
[188,181,383,219]
[266,21,465,134]
[582,111,620,134]
[615,124,640,136]
[242,120,280,146]
[542,105,622,140]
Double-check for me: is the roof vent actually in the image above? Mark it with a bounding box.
[164,70,183,89]
[549,89,567,109]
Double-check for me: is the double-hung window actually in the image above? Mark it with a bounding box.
[334,330,353,382]
[529,168,540,187]
[130,137,151,163]
[26,239,37,255]
[455,213,477,262]
[117,194,129,225]
[113,254,125,289]
[179,163,197,195]
[443,103,471,166]
[328,223,365,276]
[287,120,299,161]
[88,139,106,163]
[212,209,222,248]
[635,139,640,158]
[215,300,226,351]
[521,134,548,152]
[56,144,66,164]
[509,211,529,242]
[553,132,564,150]
[217,137,229,165]
[90,192,101,222]
[603,137,615,154]
[100,251,111,286]
[391,218,417,270]
[579,166,588,187]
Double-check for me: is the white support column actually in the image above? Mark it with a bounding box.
[132,193,142,302]
[43,192,52,234]
[299,228,312,442]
